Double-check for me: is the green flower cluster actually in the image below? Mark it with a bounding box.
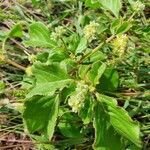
[83,21,99,42]
[112,34,128,57]
[68,81,88,113]
[132,1,145,12]
[51,26,66,40]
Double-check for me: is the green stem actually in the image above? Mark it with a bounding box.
[60,38,67,50]
[77,42,104,64]
[128,12,136,22]
[78,35,115,64]
[141,11,148,25]
[1,38,7,54]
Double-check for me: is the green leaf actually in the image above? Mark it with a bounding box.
[36,52,49,63]
[111,19,132,35]
[85,0,102,9]
[96,68,119,92]
[96,94,141,148]
[85,0,122,17]
[58,109,82,138]
[110,19,122,34]
[47,50,67,64]
[59,122,82,138]
[116,21,132,34]
[8,24,23,38]
[60,58,77,73]
[90,51,107,62]
[24,22,56,48]
[58,118,82,138]
[68,33,80,53]
[27,80,72,98]
[93,102,122,150]
[108,106,141,148]
[2,23,23,47]
[99,0,122,17]
[23,95,59,140]
[97,93,117,106]
[31,0,41,5]
[76,37,87,54]
[61,83,76,101]
[32,62,69,83]
[93,103,106,150]
[79,95,93,124]
[26,63,72,98]
[93,63,106,86]
[0,81,5,94]
[79,65,91,80]
[47,95,59,140]
[88,61,106,86]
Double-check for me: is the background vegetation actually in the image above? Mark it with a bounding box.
[0,0,149,149]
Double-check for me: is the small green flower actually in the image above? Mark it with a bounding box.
[83,21,99,42]
[132,1,145,12]
[28,54,36,63]
[112,34,128,57]
[68,81,88,113]
[51,26,66,40]
[68,93,84,113]
[25,66,33,76]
